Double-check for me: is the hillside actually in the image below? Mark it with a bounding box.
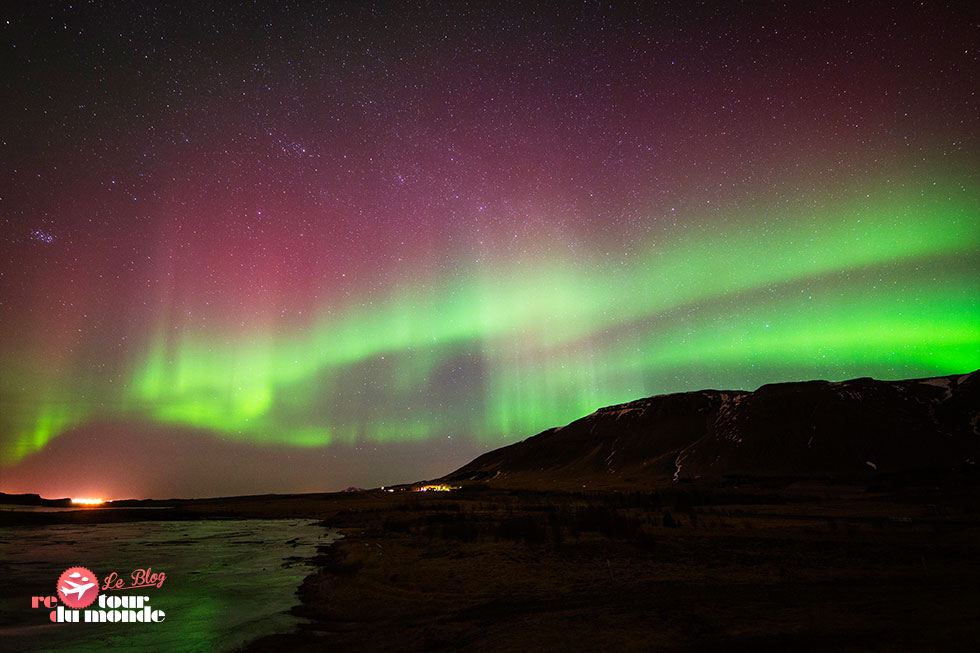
[444,371,979,488]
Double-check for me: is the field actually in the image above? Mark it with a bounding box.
[239,478,980,651]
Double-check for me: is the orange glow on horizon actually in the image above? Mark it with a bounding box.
[71,497,107,506]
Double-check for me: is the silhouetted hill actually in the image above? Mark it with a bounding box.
[444,371,979,488]
[0,492,72,506]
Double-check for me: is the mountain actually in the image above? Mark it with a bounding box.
[443,371,979,488]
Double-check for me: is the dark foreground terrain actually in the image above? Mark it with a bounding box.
[256,480,980,651]
[5,474,979,651]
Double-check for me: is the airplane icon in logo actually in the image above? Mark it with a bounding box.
[59,572,96,600]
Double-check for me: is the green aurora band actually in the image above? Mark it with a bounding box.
[3,170,978,464]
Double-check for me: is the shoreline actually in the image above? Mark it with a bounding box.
[249,482,980,651]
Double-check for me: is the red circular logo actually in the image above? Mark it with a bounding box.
[57,567,99,609]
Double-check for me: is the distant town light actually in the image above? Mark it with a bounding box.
[416,484,456,492]
[71,498,106,505]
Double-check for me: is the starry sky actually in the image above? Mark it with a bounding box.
[1,1,977,499]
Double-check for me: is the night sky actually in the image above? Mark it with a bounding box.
[1,2,977,499]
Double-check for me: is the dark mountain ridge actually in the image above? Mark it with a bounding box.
[444,371,979,488]
[0,492,72,506]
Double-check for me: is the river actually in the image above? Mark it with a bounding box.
[0,518,338,651]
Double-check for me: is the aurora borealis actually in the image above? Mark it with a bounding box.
[1,2,977,498]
